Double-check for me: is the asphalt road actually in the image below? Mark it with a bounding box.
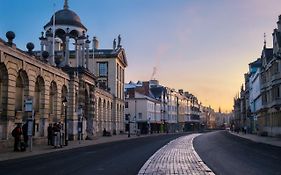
[0,133,187,175]
[194,131,281,175]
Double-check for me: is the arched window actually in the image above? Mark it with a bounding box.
[0,64,8,117]
[49,81,57,114]
[15,70,29,115]
[61,85,68,116]
[34,76,45,113]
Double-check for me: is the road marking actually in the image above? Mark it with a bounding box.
[138,134,215,175]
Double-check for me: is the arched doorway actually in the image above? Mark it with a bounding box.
[0,63,8,120]
[0,63,8,139]
[61,85,68,117]
[49,81,58,122]
[34,76,45,136]
[98,98,102,133]
[103,99,106,130]
[107,101,110,131]
[15,70,29,122]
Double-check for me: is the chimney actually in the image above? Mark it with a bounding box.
[178,89,183,94]
[93,36,99,50]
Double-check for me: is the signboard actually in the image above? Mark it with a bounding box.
[27,119,33,136]
[25,99,33,112]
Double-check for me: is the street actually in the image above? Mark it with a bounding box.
[0,133,187,175]
[193,131,281,175]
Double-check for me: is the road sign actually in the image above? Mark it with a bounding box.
[25,99,33,112]
[27,119,33,136]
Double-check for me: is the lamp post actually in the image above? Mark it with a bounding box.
[127,114,131,137]
[62,97,68,146]
[78,105,83,144]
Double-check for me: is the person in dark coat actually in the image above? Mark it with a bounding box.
[47,124,53,145]
[12,124,22,151]
[22,122,28,147]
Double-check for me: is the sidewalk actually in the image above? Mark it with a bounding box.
[138,134,214,175]
[230,131,281,147]
[0,133,165,162]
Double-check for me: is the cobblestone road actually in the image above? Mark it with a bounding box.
[138,134,214,175]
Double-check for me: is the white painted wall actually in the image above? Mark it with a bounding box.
[249,68,262,113]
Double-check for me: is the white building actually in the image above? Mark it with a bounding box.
[249,59,262,133]
[125,92,161,134]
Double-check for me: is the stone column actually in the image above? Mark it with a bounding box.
[85,37,90,69]
[75,40,79,67]
[64,35,70,66]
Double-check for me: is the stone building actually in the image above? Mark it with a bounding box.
[259,15,281,136]
[234,15,281,136]
[125,80,204,133]
[0,0,127,148]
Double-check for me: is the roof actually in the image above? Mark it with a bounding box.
[150,86,165,99]
[44,7,87,31]
[94,48,128,67]
[249,58,261,68]
[133,92,160,103]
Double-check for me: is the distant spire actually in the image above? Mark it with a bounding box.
[264,33,267,49]
[64,0,69,9]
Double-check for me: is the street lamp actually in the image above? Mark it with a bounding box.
[62,97,68,146]
[127,114,131,137]
[78,105,83,144]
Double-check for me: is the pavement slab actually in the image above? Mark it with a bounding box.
[138,134,215,175]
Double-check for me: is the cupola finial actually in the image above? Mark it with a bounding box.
[64,0,69,9]
[264,33,267,49]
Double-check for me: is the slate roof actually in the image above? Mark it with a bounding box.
[150,86,165,99]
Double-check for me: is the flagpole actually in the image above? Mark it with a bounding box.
[52,3,56,66]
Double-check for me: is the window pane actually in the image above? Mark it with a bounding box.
[99,63,108,76]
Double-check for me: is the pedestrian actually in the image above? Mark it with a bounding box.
[22,121,28,148]
[47,124,53,145]
[53,123,60,148]
[103,128,106,136]
[12,123,22,151]
[58,122,63,147]
[53,123,59,148]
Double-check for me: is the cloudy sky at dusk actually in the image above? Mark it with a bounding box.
[1,0,281,112]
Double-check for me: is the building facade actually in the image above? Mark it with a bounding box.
[124,80,206,134]
[0,1,127,148]
[235,15,281,136]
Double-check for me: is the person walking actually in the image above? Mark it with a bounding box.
[12,124,22,151]
[22,121,28,148]
[47,124,53,145]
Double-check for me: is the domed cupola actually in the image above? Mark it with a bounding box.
[43,0,87,38]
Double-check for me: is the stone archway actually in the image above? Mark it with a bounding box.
[0,63,8,139]
[61,85,68,117]
[107,101,110,131]
[84,88,94,139]
[34,76,45,114]
[34,76,45,137]
[0,63,8,120]
[103,99,106,130]
[15,70,29,123]
[98,98,102,133]
[49,81,58,122]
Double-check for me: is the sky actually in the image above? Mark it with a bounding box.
[1,0,281,112]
